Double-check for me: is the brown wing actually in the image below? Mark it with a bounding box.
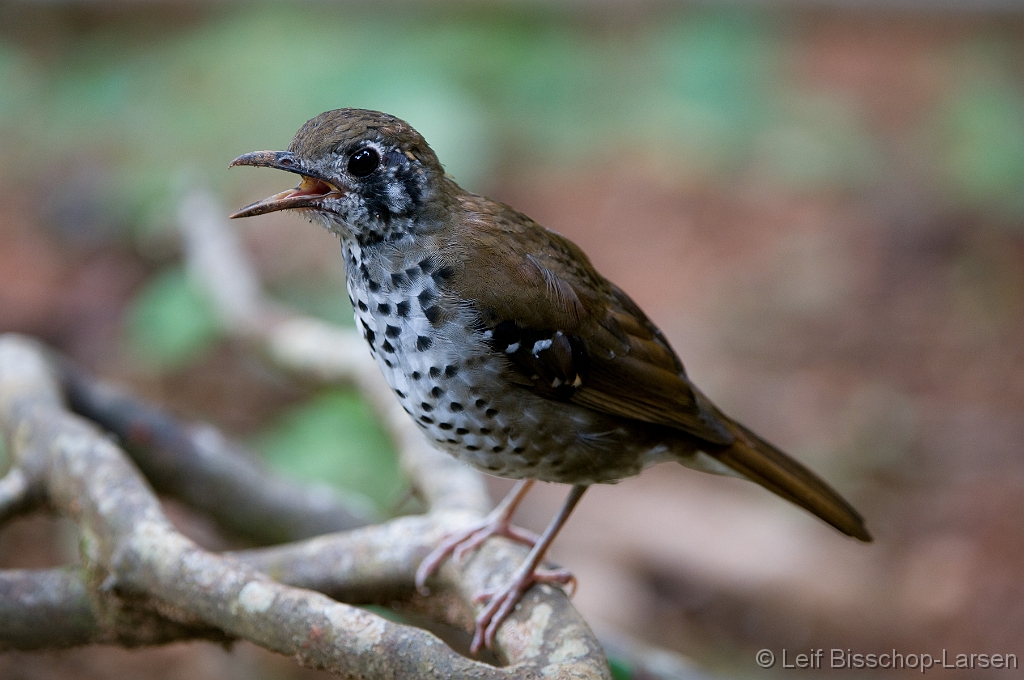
[452,198,735,446]
[450,197,871,541]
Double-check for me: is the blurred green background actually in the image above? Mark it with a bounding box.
[6,4,1023,225]
[1,2,1023,679]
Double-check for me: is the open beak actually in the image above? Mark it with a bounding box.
[229,150,344,219]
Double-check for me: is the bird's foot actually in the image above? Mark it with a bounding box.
[415,514,540,595]
[470,565,577,653]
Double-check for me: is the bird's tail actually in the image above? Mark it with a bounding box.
[707,416,872,542]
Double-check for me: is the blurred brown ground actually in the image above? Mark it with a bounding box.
[2,6,1023,680]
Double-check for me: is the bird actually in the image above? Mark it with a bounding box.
[230,108,871,653]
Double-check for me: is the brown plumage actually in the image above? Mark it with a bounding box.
[447,195,869,540]
[230,108,871,653]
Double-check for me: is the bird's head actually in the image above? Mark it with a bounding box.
[230,109,453,243]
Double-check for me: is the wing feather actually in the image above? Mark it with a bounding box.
[449,196,871,541]
[454,200,735,446]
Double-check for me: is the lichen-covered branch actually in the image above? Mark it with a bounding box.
[0,334,610,678]
[0,567,229,649]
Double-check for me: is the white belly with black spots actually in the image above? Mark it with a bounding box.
[343,240,535,473]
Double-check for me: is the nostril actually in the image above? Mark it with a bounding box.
[280,157,294,167]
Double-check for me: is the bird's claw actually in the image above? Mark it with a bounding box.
[453,523,540,564]
[472,567,576,603]
[470,565,577,653]
[415,516,539,596]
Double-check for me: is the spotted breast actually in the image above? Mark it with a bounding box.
[342,229,670,485]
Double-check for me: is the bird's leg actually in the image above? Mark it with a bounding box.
[415,479,537,595]
[471,484,588,653]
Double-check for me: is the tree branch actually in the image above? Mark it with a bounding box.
[0,567,229,649]
[0,334,610,677]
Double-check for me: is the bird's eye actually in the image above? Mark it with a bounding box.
[347,147,380,177]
